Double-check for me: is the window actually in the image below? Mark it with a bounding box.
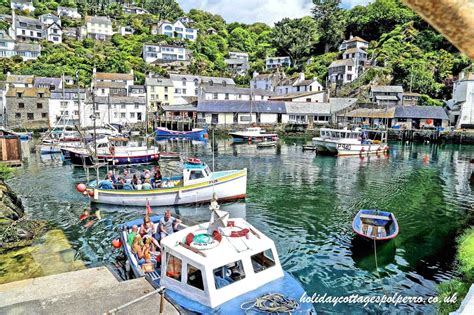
[251,249,276,273]
[17,92,23,98]
[397,118,407,122]
[166,254,182,281]
[175,88,181,94]
[347,74,352,81]
[225,93,229,100]
[209,80,213,86]
[42,112,47,118]
[165,95,168,101]
[134,104,139,109]
[130,112,135,118]
[18,103,25,109]
[348,66,352,71]
[114,112,118,118]
[306,98,312,102]
[189,170,205,180]
[37,103,42,109]
[183,89,187,94]
[214,260,246,289]
[194,89,198,96]
[121,113,126,118]
[101,89,105,94]
[121,104,126,109]
[213,93,218,100]
[164,87,168,92]
[37,32,42,37]
[27,113,34,120]
[187,264,204,291]
[15,113,21,119]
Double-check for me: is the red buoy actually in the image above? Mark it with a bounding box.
[88,190,94,197]
[76,183,87,193]
[112,239,122,249]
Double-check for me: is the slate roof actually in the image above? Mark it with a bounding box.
[329,59,354,67]
[285,102,331,115]
[202,85,274,96]
[344,36,368,43]
[94,96,146,104]
[375,95,399,101]
[85,16,112,25]
[270,90,325,101]
[371,85,404,93]
[14,42,41,52]
[329,98,358,112]
[162,104,198,112]
[343,47,367,54]
[34,77,62,89]
[94,81,128,89]
[50,89,86,100]
[145,77,173,87]
[6,87,50,97]
[197,100,286,113]
[394,106,449,120]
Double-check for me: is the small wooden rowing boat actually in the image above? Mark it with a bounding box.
[256,141,277,148]
[352,209,399,241]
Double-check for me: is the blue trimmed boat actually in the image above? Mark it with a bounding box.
[352,209,399,242]
[155,127,208,140]
[119,202,315,314]
[65,146,160,166]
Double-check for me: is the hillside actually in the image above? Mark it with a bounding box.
[0,0,471,102]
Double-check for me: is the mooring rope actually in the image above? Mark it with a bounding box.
[240,293,299,314]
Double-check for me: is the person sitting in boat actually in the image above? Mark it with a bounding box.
[142,179,153,190]
[159,210,180,240]
[122,169,132,181]
[151,171,162,188]
[105,171,117,184]
[132,174,142,189]
[98,178,114,190]
[122,179,134,190]
[127,225,139,246]
[132,234,145,261]
[139,215,160,251]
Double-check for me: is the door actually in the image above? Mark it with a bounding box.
[211,114,218,125]
[277,113,282,123]
[256,113,261,124]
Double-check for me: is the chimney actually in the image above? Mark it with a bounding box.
[299,72,305,82]
[324,90,330,103]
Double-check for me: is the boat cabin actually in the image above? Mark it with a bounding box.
[181,160,212,186]
[320,128,387,143]
[160,217,284,309]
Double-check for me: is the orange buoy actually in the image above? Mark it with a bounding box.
[88,190,94,197]
[112,239,122,249]
[76,183,87,193]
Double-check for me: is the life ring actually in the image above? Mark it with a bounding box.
[187,158,201,164]
[109,146,116,156]
[185,230,221,250]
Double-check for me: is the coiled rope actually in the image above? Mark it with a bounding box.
[240,293,299,314]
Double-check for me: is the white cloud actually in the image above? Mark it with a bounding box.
[177,0,372,25]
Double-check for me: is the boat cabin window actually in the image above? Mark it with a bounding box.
[187,264,204,291]
[251,249,275,273]
[213,260,246,289]
[166,254,182,282]
[204,167,211,177]
[189,170,205,180]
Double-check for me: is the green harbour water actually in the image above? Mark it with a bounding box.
[2,139,474,313]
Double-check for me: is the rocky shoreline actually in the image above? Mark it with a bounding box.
[0,180,46,253]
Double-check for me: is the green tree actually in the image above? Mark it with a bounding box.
[143,0,183,21]
[228,27,255,53]
[312,0,346,52]
[271,17,320,69]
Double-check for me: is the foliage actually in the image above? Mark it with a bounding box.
[458,227,474,280]
[437,279,468,315]
[143,0,183,21]
[0,164,14,180]
[304,52,339,83]
[312,0,346,52]
[271,17,320,69]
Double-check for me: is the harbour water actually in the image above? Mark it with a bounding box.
[2,139,474,313]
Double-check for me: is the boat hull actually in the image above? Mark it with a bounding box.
[230,134,278,143]
[91,169,247,206]
[66,149,160,166]
[352,209,399,242]
[312,138,389,156]
[155,128,208,140]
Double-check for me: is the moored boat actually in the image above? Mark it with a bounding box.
[79,159,247,206]
[119,200,315,314]
[229,127,278,143]
[352,209,399,241]
[155,127,208,140]
[66,145,160,166]
[312,128,389,156]
[256,140,277,148]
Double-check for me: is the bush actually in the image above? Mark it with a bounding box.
[0,164,14,180]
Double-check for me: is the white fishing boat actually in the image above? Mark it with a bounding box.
[78,159,247,206]
[229,127,278,143]
[256,140,278,148]
[312,128,389,156]
[119,198,315,314]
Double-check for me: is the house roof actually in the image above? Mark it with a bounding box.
[403,92,422,97]
[371,85,404,93]
[94,72,133,81]
[343,47,367,55]
[329,59,354,67]
[50,89,86,99]
[85,16,112,25]
[16,15,42,29]
[225,58,248,65]
[170,74,235,86]
[6,87,50,97]
[34,77,62,88]
[202,85,274,96]
[394,106,449,120]
[6,74,34,84]
[129,85,145,89]
[345,108,396,119]
[0,30,14,41]
[329,98,358,112]
[94,81,128,89]
[197,100,286,114]
[294,79,319,87]
[270,90,325,101]
[145,77,173,87]
[344,36,368,43]
[375,95,399,101]
[14,42,41,52]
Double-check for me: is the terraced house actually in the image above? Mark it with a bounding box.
[6,87,50,129]
[142,44,191,65]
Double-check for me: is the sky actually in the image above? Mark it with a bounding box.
[176,0,372,25]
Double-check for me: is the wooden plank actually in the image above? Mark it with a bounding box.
[360,213,391,221]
